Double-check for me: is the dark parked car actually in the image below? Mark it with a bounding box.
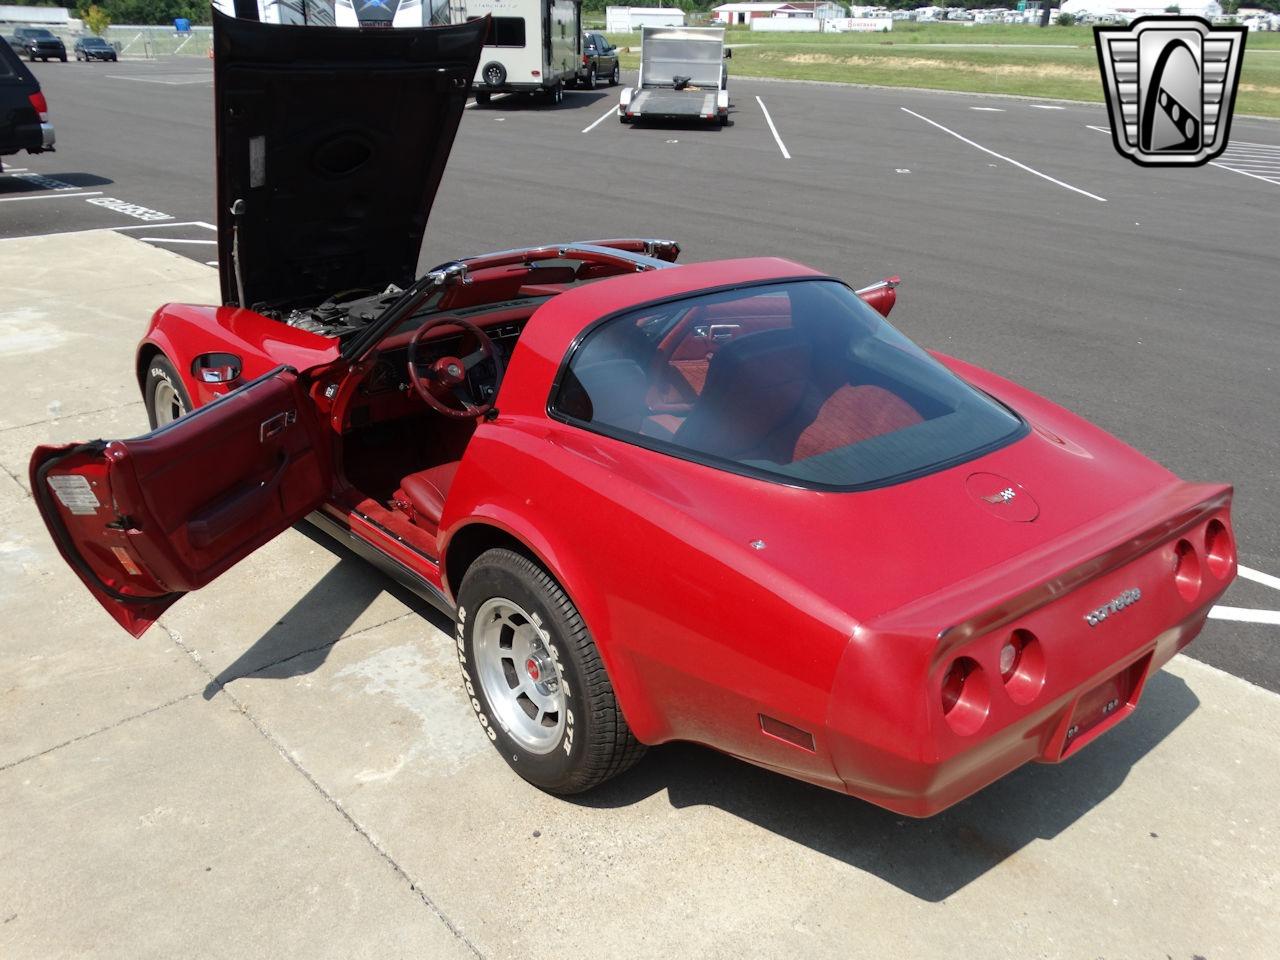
[0,37,54,166]
[577,30,619,88]
[14,27,67,62]
[74,36,117,62]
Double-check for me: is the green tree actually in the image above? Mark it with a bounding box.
[82,3,112,35]
[1055,12,1075,24]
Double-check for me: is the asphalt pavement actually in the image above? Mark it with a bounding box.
[2,55,1279,960]
[4,55,1277,691]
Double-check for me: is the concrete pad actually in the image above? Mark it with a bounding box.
[0,695,477,960]
[0,230,217,431]
[0,461,206,768]
[156,527,425,696]
[224,613,1280,960]
[0,399,150,495]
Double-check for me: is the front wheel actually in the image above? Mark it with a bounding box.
[456,548,645,794]
[143,355,193,429]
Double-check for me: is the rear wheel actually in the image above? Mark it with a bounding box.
[143,355,193,429]
[549,81,564,105]
[609,63,620,86]
[586,66,596,88]
[456,548,645,794]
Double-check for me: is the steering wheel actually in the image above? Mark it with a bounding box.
[407,316,504,419]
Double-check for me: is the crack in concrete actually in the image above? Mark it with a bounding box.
[156,620,483,959]
[0,399,145,436]
[0,689,202,773]
[0,461,30,498]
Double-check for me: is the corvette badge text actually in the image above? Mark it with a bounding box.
[1085,588,1143,628]
[1095,16,1247,167]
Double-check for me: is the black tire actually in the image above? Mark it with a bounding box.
[456,548,645,794]
[549,81,563,105]
[475,91,490,105]
[143,355,193,429]
[59,54,66,62]
[609,63,620,86]
[481,61,506,88]
[586,66,596,88]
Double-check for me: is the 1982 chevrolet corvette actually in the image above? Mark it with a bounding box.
[31,14,1237,816]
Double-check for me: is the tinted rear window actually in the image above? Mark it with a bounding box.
[552,279,1026,490]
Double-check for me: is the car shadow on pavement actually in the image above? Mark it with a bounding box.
[201,524,453,700]
[0,172,113,194]
[476,88,614,112]
[571,668,1200,902]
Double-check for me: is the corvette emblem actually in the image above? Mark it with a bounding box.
[1084,588,1143,627]
[982,487,1016,505]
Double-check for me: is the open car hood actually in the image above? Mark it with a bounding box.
[212,11,487,308]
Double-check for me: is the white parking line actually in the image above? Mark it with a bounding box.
[1240,565,1280,592]
[2,167,29,173]
[1210,162,1280,187]
[1030,104,1065,110]
[581,103,617,134]
[902,108,1106,202]
[970,106,1006,112]
[756,96,790,160]
[1209,606,1280,626]
[0,191,103,203]
[1086,124,1110,134]
[139,237,216,245]
[114,220,217,232]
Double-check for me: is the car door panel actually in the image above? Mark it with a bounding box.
[31,367,331,637]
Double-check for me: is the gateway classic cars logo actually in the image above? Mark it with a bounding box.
[1095,17,1247,167]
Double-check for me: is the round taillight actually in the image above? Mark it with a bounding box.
[1204,520,1234,580]
[1001,629,1046,705]
[1173,539,1202,601]
[940,656,989,736]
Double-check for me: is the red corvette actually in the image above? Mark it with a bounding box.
[31,15,1237,816]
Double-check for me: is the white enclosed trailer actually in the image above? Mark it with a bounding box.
[618,25,730,125]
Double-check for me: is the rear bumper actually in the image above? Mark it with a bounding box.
[824,484,1235,817]
[833,606,1208,817]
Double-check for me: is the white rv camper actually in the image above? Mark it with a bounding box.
[463,0,582,104]
[213,0,580,103]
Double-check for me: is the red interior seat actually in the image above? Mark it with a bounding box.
[392,460,460,529]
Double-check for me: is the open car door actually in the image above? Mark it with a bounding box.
[30,367,331,638]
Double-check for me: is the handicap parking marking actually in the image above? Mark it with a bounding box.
[1085,124,1280,188]
[0,191,103,203]
[84,196,174,221]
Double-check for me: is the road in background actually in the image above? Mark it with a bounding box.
[4,56,1278,690]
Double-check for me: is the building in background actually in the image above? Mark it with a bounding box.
[711,3,804,25]
[605,6,685,32]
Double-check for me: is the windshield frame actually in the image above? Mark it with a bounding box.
[546,276,1029,493]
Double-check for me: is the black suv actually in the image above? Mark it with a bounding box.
[577,31,619,88]
[1,37,55,166]
[14,27,67,63]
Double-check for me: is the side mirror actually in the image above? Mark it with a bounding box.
[723,48,733,59]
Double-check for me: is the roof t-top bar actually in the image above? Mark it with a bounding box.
[459,238,681,274]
